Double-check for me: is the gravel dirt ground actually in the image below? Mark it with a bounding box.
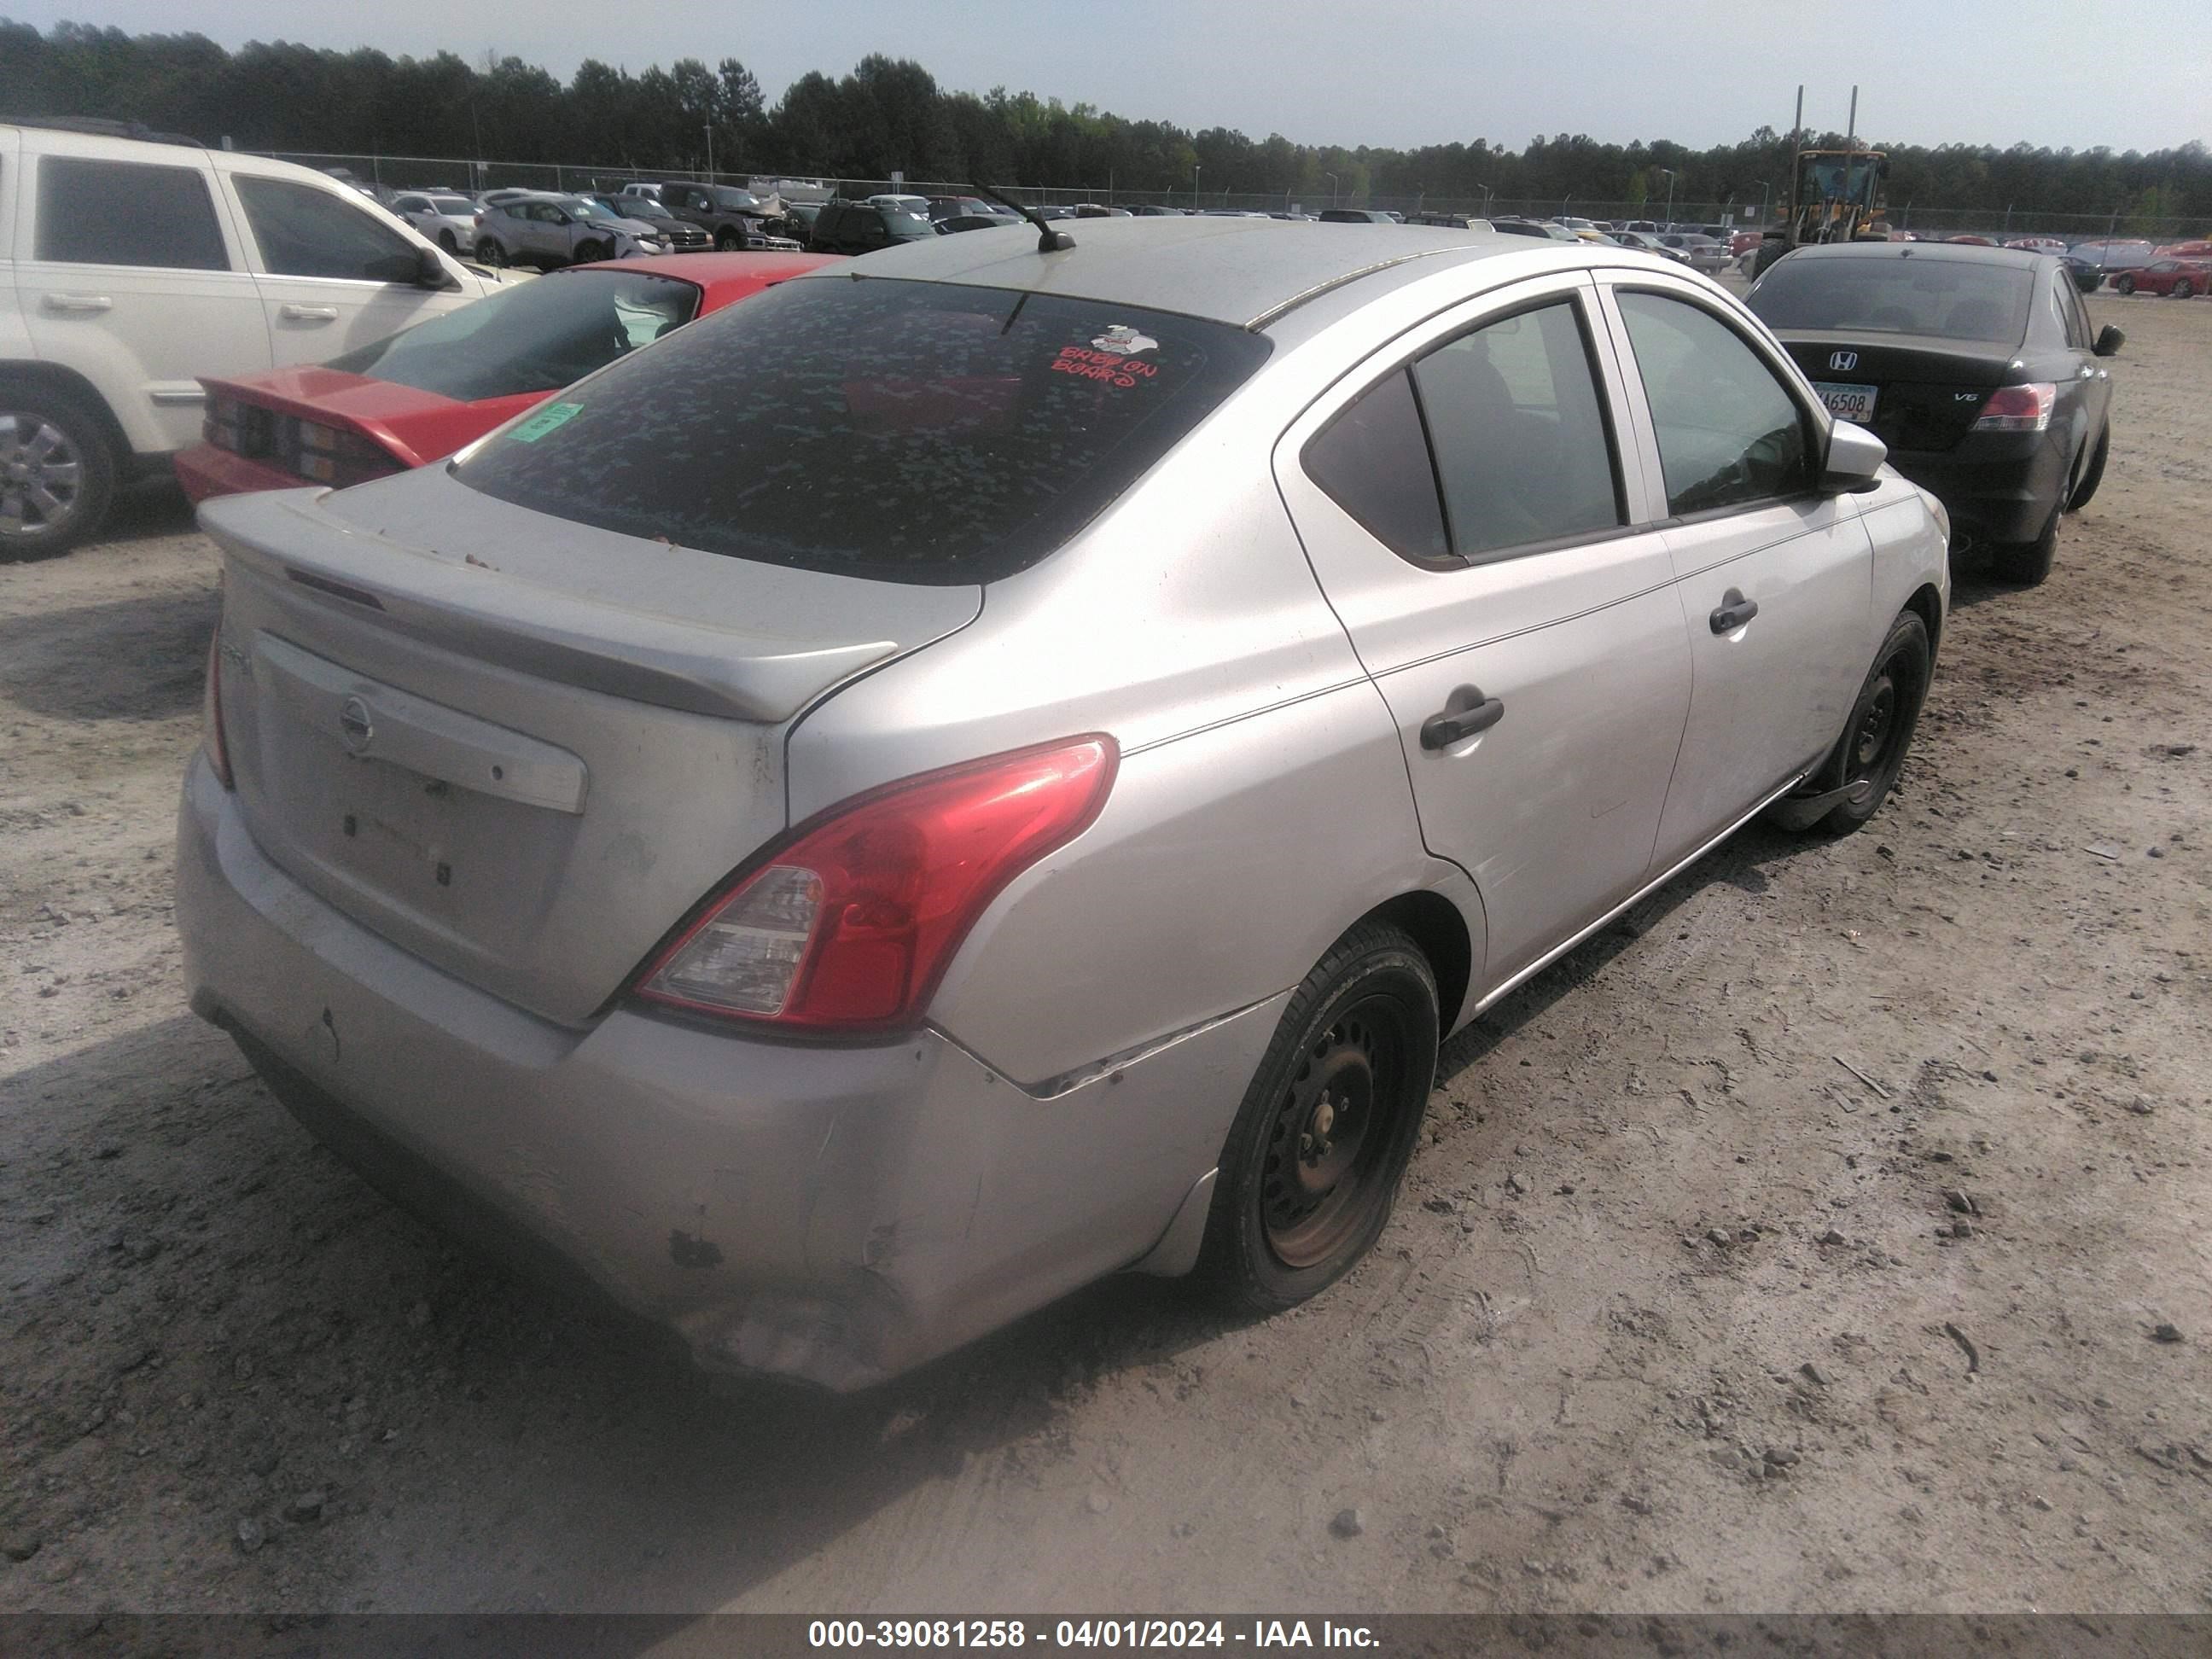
[2,291,2208,1622]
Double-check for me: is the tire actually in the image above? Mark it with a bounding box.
[2174,280,2195,300]
[1787,610,1934,836]
[573,239,608,265]
[2112,274,2135,296]
[0,385,119,558]
[476,239,507,266]
[714,226,742,252]
[1196,922,1439,1316]
[1991,497,2062,586]
[2069,424,2110,510]
[437,229,458,253]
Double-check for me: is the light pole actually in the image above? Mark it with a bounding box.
[1325,171,1339,207]
[1192,163,1200,208]
[1755,179,1772,224]
[1657,168,1676,226]
[705,121,714,183]
[1474,180,1492,217]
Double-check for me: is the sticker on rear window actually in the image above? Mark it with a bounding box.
[1091,324,1159,357]
[1053,344,1161,388]
[509,401,583,443]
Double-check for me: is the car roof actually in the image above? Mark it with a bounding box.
[784,214,1532,329]
[1776,241,2055,271]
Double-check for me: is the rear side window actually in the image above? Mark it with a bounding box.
[1616,291,1811,516]
[1412,300,1622,557]
[37,157,229,271]
[232,176,421,282]
[1302,370,1450,566]
[453,278,1272,585]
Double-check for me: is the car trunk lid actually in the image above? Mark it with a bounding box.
[1773,332,2014,454]
[201,469,980,1025]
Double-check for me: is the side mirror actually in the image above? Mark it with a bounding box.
[415,245,456,290]
[1819,418,1886,494]
[2093,323,2124,358]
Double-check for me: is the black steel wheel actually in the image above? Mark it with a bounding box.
[1199,922,1438,1314]
[1786,609,1933,836]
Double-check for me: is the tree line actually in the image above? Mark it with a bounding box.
[2,20,2205,225]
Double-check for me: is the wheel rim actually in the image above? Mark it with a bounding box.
[1260,995,1412,1270]
[1850,675,1898,777]
[480,242,504,265]
[0,413,84,539]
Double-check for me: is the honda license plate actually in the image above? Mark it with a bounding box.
[1813,381,1878,422]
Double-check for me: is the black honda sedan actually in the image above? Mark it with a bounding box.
[1745,242,2122,585]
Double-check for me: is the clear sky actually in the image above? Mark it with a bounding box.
[11,0,2207,154]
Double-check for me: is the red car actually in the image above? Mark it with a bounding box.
[2112,259,2209,298]
[177,253,841,501]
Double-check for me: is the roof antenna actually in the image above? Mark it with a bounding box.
[970,181,1074,253]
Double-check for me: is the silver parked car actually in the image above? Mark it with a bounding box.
[178,220,1948,1391]
[388,190,481,254]
[474,193,665,268]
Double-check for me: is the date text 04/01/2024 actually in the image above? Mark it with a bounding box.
[806,1620,1381,1649]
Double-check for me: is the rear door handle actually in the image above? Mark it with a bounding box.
[1419,684,1506,750]
[279,304,341,322]
[1709,589,1760,633]
[41,293,112,313]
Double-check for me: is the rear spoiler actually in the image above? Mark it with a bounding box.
[199,488,899,724]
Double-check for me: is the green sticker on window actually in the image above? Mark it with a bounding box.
[509,401,583,443]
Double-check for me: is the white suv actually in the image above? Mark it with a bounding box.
[0,118,508,553]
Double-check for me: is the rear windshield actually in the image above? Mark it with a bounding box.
[324,271,701,403]
[428,195,473,215]
[1747,256,2034,343]
[451,278,1272,585]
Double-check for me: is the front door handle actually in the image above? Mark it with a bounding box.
[1709,588,1760,633]
[278,303,341,322]
[41,293,113,313]
[1419,684,1506,750]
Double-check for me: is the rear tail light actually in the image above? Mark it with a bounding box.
[636,737,1118,1033]
[201,630,234,789]
[1972,382,2056,432]
[290,419,404,487]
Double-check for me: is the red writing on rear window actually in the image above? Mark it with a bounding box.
[1052,346,1160,388]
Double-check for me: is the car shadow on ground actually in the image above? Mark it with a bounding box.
[0,584,218,722]
[2,812,1843,1620]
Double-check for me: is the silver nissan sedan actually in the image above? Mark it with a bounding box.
[177,218,1948,1390]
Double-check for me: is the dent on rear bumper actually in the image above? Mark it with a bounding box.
[174,760,1279,1390]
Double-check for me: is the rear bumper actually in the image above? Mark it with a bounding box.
[174,444,307,504]
[1882,427,2072,546]
[174,759,1276,1391]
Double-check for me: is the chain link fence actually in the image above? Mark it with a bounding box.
[258,154,2208,244]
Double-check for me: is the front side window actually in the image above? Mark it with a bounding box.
[1615,290,1811,517]
[1411,300,1622,558]
[453,279,1272,585]
[325,270,701,401]
[36,157,229,271]
[233,176,421,282]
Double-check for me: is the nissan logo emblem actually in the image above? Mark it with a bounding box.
[1829,350,1860,372]
[338,696,375,755]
